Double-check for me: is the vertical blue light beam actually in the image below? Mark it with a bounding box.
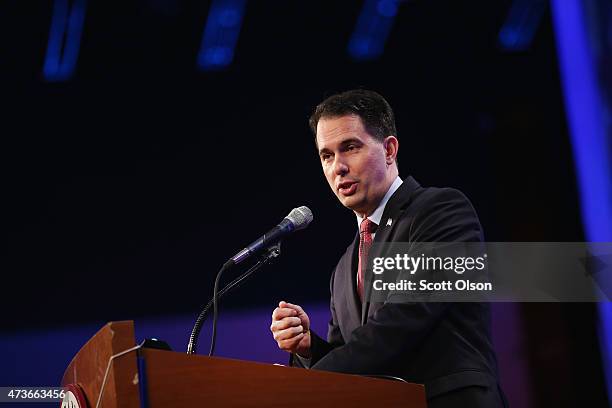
[498,0,547,51]
[551,0,612,402]
[43,0,87,82]
[197,0,247,71]
[43,0,69,79]
[348,0,401,61]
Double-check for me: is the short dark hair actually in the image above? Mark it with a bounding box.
[309,89,397,143]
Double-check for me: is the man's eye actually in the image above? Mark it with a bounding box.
[347,144,357,151]
[321,154,331,161]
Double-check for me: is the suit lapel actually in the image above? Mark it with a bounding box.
[346,234,362,328]
[361,176,421,323]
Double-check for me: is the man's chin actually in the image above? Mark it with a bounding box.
[339,195,363,212]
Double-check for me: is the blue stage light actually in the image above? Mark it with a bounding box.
[197,0,247,71]
[376,0,399,18]
[498,0,546,51]
[348,0,402,61]
[551,0,612,401]
[43,0,87,82]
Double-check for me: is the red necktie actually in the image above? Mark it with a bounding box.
[357,218,376,302]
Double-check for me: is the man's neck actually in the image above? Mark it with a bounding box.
[355,170,399,219]
[355,175,403,226]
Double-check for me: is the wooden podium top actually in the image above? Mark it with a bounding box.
[62,321,426,408]
[62,321,139,408]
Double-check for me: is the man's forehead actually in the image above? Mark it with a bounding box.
[316,115,367,148]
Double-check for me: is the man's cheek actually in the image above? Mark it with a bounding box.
[323,173,333,190]
[328,180,336,193]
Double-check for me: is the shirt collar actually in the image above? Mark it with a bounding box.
[356,176,403,228]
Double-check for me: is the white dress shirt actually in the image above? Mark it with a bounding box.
[356,176,403,236]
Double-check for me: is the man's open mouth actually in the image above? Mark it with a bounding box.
[338,181,358,196]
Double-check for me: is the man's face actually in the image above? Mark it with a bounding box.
[316,114,394,217]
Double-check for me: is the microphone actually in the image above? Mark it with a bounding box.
[188,206,313,356]
[228,206,313,266]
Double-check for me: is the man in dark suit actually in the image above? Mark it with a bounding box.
[270,89,507,407]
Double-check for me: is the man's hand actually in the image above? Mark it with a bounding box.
[270,301,311,358]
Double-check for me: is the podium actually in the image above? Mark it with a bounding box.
[61,321,426,407]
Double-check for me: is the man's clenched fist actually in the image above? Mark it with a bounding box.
[270,301,311,358]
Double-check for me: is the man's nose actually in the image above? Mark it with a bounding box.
[332,157,349,176]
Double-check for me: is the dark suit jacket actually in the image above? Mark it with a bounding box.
[291,176,505,406]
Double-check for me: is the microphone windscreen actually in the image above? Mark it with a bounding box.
[286,206,313,230]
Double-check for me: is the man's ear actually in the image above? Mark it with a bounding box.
[383,136,399,165]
